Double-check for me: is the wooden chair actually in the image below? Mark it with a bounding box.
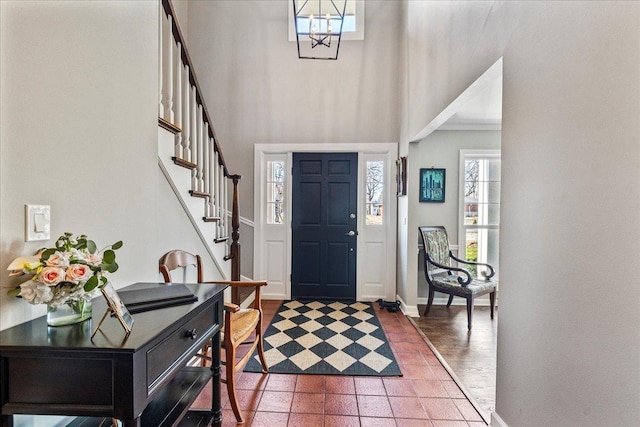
[419,226,497,330]
[159,250,269,423]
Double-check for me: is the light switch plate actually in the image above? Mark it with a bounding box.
[25,204,51,242]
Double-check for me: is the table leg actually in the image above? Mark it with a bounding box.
[211,332,222,427]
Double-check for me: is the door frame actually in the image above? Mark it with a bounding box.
[254,143,397,302]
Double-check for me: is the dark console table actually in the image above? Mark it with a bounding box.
[0,282,227,427]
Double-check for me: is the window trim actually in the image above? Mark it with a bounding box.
[288,0,365,42]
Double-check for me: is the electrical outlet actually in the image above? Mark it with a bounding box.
[25,204,51,242]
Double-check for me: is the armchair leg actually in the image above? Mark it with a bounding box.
[490,291,496,319]
[256,318,268,373]
[466,296,474,331]
[226,345,244,423]
[424,287,435,316]
[446,295,454,307]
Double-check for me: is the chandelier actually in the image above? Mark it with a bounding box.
[292,0,347,60]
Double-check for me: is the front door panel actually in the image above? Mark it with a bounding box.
[292,153,357,300]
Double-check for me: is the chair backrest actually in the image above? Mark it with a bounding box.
[419,226,452,272]
[159,250,203,283]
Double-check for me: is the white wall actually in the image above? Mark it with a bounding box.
[401,1,640,426]
[0,1,159,330]
[414,130,501,302]
[157,170,225,282]
[183,0,402,220]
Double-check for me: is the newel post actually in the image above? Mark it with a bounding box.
[229,174,242,302]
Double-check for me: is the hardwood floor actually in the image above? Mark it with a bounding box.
[410,305,497,421]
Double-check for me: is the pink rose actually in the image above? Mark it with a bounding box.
[39,267,66,286]
[65,264,93,284]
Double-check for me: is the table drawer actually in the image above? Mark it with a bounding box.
[146,303,217,390]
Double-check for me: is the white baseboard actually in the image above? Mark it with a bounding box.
[396,295,420,317]
[417,296,497,307]
[492,411,508,427]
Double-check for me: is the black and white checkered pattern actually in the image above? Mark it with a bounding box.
[244,300,402,376]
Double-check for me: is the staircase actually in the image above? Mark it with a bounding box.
[157,0,247,303]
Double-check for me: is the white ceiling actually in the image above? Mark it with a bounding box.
[438,75,502,130]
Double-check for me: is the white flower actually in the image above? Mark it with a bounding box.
[6,256,41,276]
[45,251,70,268]
[84,253,102,266]
[19,280,53,304]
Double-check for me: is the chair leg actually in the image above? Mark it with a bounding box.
[256,318,268,373]
[466,296,474,331]
[490,291,496,319]
[226,345,244,424]
[424,287,435,316]
[446,295,454,307]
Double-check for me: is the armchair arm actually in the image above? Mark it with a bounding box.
[426,256,472,286]
[449,251,495,280]
[224,302,240,313]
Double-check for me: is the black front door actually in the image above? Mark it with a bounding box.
[291,152,358,300]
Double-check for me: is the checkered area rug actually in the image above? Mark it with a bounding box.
[244,300,402,376]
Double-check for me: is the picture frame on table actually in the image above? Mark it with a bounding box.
[92,282,134,338]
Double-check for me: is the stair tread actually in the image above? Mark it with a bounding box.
[172,156,196,170]
[189,190,210,198]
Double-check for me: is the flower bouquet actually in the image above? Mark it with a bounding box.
[6,232,123,326]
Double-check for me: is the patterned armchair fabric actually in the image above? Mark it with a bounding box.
[419,225,497,330]
[424,228,452,269]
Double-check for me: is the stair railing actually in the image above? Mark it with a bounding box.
[158,0,246,303]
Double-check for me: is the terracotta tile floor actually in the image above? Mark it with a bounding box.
[192,300,487,426]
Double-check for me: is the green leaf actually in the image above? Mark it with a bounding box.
[103,250,115,264]
[84,275,99,292]
[76,238,87,250]
[86,240,97,254]
[7,287,21,297]
[100,276,108,285]
[111,241,123,250]
[41,248,56,261]
[106,262,119,273]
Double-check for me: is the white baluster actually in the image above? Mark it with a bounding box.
[212,151,219,220]
[182,65,190,162]
[224,174,229,238]
[207,136,215,217]
[218,164,224,238]
[173,40,183,158]
[203,124,210,216]
[196,105,204,192]
[163,14,174,123]
[158,6,165,118]
[190,85,197,182]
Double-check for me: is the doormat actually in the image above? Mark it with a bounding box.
[244,300,402,376]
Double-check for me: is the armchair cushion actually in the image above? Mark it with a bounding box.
[432,275,497,295]
[228,308,260,344]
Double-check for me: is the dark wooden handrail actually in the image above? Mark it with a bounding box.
[161,0,230,177]
[161,0,244,301]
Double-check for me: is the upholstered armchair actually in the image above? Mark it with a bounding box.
[419,226,497,330]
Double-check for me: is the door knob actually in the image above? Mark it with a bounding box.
[345,230,358,236]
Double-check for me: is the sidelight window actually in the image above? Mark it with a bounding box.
[266,161,285,224]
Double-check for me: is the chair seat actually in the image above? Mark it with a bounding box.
[230,308,260,344]
[432,275,497,295]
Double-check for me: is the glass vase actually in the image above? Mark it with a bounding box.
[46,299,92,327]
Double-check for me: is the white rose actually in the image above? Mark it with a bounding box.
[84,253,102,266]
[19,280,53,304]
[65,264,93,284]
[45,251,70,268]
